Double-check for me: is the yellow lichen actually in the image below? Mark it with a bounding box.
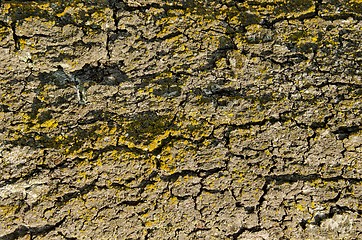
[40,119,58,129]
[0,205,18,216]
[295,203,305,211]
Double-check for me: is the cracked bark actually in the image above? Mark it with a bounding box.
[0,0,361,239]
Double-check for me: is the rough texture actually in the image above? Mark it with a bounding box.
[0,0,361,239]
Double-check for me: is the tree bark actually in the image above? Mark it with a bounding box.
[0,0,361,239]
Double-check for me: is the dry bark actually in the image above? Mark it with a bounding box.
[0,0,361,239]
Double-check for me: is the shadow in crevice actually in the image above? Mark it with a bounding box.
[28,63,130,110]
[38,62,129,87]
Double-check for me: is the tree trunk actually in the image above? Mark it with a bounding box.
[0,0,361,239]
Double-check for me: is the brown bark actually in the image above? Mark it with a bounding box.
[0,0,361,239]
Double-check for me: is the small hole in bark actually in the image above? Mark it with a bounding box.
[244,206,255,213]
[300,219,307,229]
